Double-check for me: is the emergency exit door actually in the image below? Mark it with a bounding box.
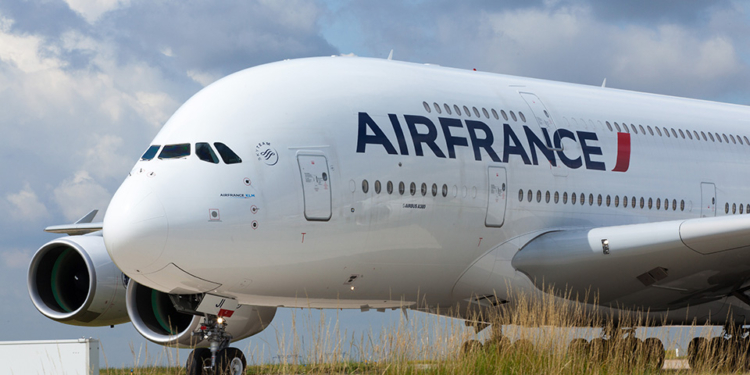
[701,182,716,217]
[297,155,332,221]
[485,167,507,227]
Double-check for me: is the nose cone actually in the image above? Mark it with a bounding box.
[104,178,168,274]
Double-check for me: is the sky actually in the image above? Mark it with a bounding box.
[0,0,748,368]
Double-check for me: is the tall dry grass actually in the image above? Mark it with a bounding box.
[101,288,746,374]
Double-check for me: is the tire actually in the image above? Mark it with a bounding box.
[216,347,247,375]
[567,338,590,358]
[688,337,707,370]
[484,336,511,356]
[461,339,483,356]
[186,348,210,375]
[643,337,664,370]
[589,338,607,362]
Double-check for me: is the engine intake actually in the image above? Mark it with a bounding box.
[27,235,129,326]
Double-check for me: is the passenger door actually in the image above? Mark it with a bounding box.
[701,182,716,217]
[485,167,507,227]
[297,154,332,221]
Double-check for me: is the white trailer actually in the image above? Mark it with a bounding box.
[0,338,99,375]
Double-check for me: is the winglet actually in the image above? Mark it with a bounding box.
[387,49,394,60]
[601,78,607,88]
[75,209,98,224]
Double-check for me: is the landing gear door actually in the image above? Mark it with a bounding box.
[519,92,561,151]
[701,182,716,217]
[297,155,332,221]
[485,167,507,227]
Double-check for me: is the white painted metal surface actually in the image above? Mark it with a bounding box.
[0,338,99,375]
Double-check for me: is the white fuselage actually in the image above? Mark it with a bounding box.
[103,57,750,324]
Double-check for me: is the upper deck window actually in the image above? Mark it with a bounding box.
[159,144,190,159]
[214,143,242,164]
[196,143,219,164]
[141,145,160,161]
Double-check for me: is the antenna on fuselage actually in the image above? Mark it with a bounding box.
[601,78,607,88]
[387,49,394,60]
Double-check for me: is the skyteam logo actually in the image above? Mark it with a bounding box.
[255,141,278,166]
[356,112,630,172]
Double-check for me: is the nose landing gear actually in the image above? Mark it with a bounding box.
[186,315,247,375]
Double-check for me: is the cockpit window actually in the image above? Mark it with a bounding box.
[214,143,242,164]
[141,145,160,161]
[196,143,219,164]
[159,144,191,159]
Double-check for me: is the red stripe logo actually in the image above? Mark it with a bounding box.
[611,132,631,172]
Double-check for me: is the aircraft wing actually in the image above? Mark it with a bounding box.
[43,209,103,235]
[511,215,750,309]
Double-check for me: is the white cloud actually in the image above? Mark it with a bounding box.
[187,69,220,87]
[53,171,112,222]
[6,184,49,221]
[128,91,179,128]
[64,0,132,24]
[83,134,133,181]
[1,248,31,269]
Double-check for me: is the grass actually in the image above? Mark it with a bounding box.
[99,287,750,374]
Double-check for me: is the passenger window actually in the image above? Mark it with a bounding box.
[375,180,381,194]
[672,199,677,211]
[537,190,542,203]
[744,136,750,145]
[421,183,427,196]
[678,129,685,138]
[716,133,722,143]
[519,189,524,202]
[597,194,602,206]
[647,126,654,135]
[681,200,685,211]
[141,145,161,161]
[664,198,669,210]
[663,128,670,137]
[671,128,678,138]
[686,130,693,140]
[738,135,744,145]
[554,191,559,204]
[528,189,533,202]
[655,127,662,136]
[510,111,517,122]
[214,143,242,164]
[501,110,509,121]
[580,193,585,206]
[443,104,451,115]
[410,182,416,195]
[656,198,661,210]
[589,194,594,206]
[159,143,191,159]
[362,180,369,193]
[464,106,471,117]
[614,195,619,207]
[433,103,441,114]
[630,124,637,134]
[442,184,448,197]
[473,107,481,118]
[733,203,737,214]
[723,134,729,143]
[571,192,577,205]
[431,183,438,197]
[196,143,219,164]
[693,131,700,140]
[423,102,431,112]
[725,203,729,214]
[519,111,526,122]
[623,195,628,208]
[614,122,621,132]
[545,191,550,203]
[701,131,708,141]
[399,181,405,195]
[387,181,393,194]
[491,109,499,120]
[632,197,636,208]
[648,198,653,209]
[741,204,744,214]
[708,133,715,142]
[639,125,645,134]
[606,122,613,131]
[640,197,645,209]
[563,192,568,204]
[454,105,462,116]
[483,108,490,119]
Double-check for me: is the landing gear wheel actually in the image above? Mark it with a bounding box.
[642,337,664,370]
[461,339,483,355]
[567,338,590,357]
[186,348,210,375]
[216,347,247,375]
[688,337,708,370]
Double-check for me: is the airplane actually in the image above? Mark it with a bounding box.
[26,55,750,374]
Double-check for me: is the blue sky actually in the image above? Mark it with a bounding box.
[0,0,748,368]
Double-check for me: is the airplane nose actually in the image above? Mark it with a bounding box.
[103,178,168,274]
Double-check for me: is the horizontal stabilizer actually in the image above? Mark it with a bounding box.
[45,209,103,235]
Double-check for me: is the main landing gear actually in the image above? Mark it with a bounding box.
[186,315,247,375]
[687,327,750,371]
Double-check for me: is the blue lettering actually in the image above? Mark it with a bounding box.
[465,120,501,162]
[356,112,397,155]
[503,124,531,165]
[577,131,605,171]
[439,118,468,159]
[404,115,446,158]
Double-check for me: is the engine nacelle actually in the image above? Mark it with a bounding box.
[126,281,276,347]
[27,235,130,326]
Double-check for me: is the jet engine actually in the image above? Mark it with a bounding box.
[27,235,130,326]
[126,281,276,346]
